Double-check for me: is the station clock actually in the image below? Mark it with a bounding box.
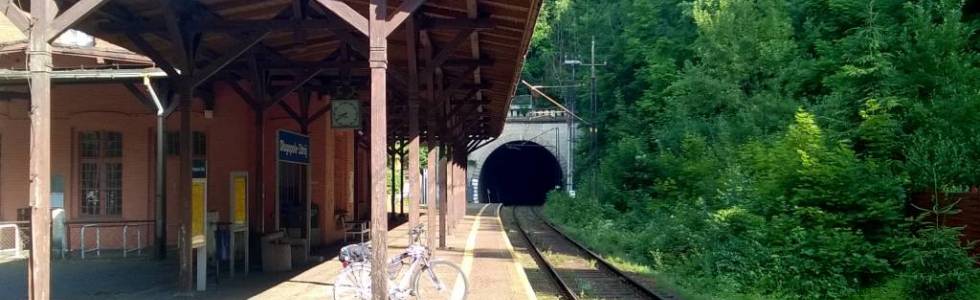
[331,99,362,129]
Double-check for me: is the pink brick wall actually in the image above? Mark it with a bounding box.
[0,81,354,250]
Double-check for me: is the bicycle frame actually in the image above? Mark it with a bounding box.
[389,225,436,299]
[337,224,457,300]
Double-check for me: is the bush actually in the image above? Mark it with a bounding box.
[898,226,979,299]
[534,0,980,298]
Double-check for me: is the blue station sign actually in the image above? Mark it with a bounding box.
[278,130,310,164]
[192,159,207,178]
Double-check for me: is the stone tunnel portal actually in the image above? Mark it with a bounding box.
[479,141,563,205]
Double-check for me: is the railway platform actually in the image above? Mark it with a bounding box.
[227,203,536,299]
[0,204,537,299]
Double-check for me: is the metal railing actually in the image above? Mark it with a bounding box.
[79,224,101,259]
[0,223,25,258]
[122,224,143,257]
[69,220,153,259]
[507,108,567,121]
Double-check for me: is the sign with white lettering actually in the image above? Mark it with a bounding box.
[193,159,207,178]
[278,130,310,164]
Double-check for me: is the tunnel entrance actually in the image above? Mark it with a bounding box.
[479,141,562,205]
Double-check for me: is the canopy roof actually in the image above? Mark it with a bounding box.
[56,0,542,140]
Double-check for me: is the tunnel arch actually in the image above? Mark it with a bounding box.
[478,141,563,205]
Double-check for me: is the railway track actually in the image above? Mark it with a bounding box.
[509,205,672,300]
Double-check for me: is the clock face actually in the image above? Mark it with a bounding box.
[332,100,361,129]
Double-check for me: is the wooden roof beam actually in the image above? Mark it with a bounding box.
[265,68,323,109]
[467,136,496,154]
[385,0,426,37]
[101,19,347,34]
[47,0,110,42]
[314,0,368,36]
[192,30,270,87]
[1,0,29,33]
[162,0,190,71]
[426,28,475,75]
[122,82,158,111]
[98,3,219,65]
[466,0,484,103]
[424,17,495,31]
[291,0,307,42]
[126,32,181,79]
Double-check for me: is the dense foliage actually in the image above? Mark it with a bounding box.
[529,0,980,298]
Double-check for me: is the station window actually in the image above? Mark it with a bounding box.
[78,131,123,216]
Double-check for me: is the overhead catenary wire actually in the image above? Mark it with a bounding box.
[521,79,591,125]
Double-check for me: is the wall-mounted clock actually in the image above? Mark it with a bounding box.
[331,99,362,129]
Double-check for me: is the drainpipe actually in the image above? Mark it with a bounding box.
[144,76,167,260]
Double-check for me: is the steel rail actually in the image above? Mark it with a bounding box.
[529,206,672,300]
[510,206,579,300]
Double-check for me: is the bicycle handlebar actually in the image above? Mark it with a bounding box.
[409,224,426,243]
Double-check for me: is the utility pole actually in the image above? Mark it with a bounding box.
[589,36,605,197]
[566,61,576,196]
[564,38,605,198]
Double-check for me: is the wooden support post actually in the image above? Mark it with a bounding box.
[418,10,441,253]
[243,56,269,236]
[406,15,422,228]
[438,147,448,247]
[177,84,195,293]
[458,148,464,223]
[449,146,456,227]
[368,0,390,298]
[445,145,456,232]
[457,146,466,223]
[447,146,454,232]
[425,142,439,248]
[27,0,53,298]
[457,146,462,224]
[451,149,458,227]
[399,150,406,215]
[453,145,460,228]
[389,151,396,218]
[253,107,266,233]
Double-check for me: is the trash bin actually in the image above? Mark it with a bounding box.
[216,226,230,261]
[260,232,291,272]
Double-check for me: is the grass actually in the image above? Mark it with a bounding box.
[540,208,763,300]
[542,202,980,300]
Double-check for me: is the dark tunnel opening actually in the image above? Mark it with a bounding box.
[479,141,563,205]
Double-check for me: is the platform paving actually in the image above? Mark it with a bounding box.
[243,203,536,299]
[0,203,534,299]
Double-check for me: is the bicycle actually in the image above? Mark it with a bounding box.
[333,224,468,300]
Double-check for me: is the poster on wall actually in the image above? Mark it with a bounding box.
[191,179,207,247]
[232,175,247,225]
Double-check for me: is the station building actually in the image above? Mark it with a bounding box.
[0,21,366,253]
[0,0,541,296]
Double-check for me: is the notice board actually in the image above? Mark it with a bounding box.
[192,179,207,247]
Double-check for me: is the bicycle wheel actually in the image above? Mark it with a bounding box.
[412,260,468,300]
[334,262,372,300]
